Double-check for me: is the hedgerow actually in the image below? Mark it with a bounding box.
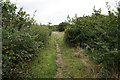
[64,6,119,77]
[2,1,50,78]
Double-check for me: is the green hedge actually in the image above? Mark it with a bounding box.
[64,8,119,77]
[2,2,51,78]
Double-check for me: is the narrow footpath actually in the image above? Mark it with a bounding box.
[55,37,64,78]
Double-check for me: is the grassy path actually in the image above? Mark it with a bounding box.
[26,31,99,78]
[57,33,87,78]
[57,32,99,78]
[26,32,58,78]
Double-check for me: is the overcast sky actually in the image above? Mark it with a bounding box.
[10,0,119,25]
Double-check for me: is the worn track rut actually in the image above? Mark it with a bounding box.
[54,37,64,78]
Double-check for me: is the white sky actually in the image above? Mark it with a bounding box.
[10,0,119,25]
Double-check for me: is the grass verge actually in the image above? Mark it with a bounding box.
[25,32,58,78]
[57,34,87,78]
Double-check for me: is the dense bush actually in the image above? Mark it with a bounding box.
[2,2,50,78]
[2,26,50,78]
[57,22,70,32]
[64,6,119,77]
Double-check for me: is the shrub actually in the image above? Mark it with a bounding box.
[57,22,70,32]
[2,25,50,78]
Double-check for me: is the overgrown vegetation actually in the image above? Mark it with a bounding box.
[64,5,119,77]
[2,0,120,78]
[2,1,51,78]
